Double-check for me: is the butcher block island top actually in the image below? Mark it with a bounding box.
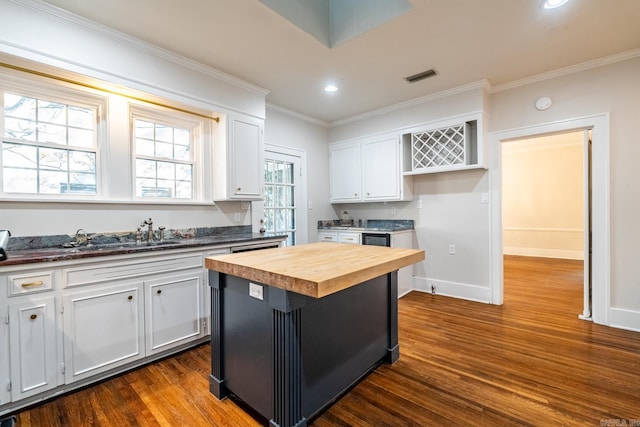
[204,241,424,298]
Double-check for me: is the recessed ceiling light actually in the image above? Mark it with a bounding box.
[541,0,569,9]
[324,84,338,93]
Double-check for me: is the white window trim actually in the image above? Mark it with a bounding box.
[0,65,217,205]
[129,103,208,202]
[0,72,108,201]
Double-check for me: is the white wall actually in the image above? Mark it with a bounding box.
[327,55,640,331]
[264,107,332,243]
[330,85,493,302]
[502,133,584,260]
[490,56,640,330]
[0,0,265,237]
[1,201,247,237]
[0,0,267,118]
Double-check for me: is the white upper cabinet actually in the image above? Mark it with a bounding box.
[213,113,264,201]
[330,135,412,203]
[329,141,361,202]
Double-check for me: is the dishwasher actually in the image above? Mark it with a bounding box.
[229,240,282,253]
[361,232,391,247]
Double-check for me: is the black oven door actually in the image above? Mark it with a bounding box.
[361,232,390,247]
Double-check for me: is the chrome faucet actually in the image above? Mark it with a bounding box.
[74,228,91,246]
[141,218,153,243]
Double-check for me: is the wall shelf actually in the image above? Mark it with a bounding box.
[402,116,485,175]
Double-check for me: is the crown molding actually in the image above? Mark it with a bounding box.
[10,0,270,97]
[491,48,640,94]
[330,79,490,127]
[266,103,330,127]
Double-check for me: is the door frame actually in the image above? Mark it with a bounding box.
[257,143,308,245]
[488,113,610,325]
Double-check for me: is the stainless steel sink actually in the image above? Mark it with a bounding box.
[62,240,178,251]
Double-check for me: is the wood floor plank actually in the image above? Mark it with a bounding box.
[12,255,640,426]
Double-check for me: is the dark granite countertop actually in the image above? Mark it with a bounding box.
[317,219,414,233]
[0,226,286,267]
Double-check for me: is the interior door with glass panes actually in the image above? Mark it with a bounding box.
[263,151,299,246]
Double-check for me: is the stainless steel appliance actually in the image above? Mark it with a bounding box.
[229,240,282,253]
[362,232,390,247]
[0,230,10,261]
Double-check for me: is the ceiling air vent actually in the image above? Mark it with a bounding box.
[405,68,437,83]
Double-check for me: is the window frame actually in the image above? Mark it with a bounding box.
[0,65,216,205]
[0,74,107,201]
[129,103,205,202]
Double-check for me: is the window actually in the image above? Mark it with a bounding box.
[264,156,297,246]
[131,108,200,200]
[0,65,215,203]
[2,92,99,195]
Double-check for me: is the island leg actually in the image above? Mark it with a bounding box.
[385,271,400,364]
[269,288,307,427]
[208,271,230,399]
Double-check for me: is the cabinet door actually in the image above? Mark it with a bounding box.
[63,282,144,383]
[0,289,9,406]
[8,295,58,400]
[330,142,361,202]
[363,136,401,201]
[145,271,203,355]
[229,115,264,199]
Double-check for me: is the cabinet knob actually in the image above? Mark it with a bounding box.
[157,289,162,295]
[354,193,358,197]
[128,295,133,300]
[237,187,242,191]
[30,314,37,320]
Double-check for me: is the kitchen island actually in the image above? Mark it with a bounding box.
[205,242,424,427]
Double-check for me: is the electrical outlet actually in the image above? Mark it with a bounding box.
[249,282,263,300]
[234,212,241,222]
[417,200,423,209]
[391,207,397,215]
[481,193,489,204]
[241,201,250,210]
[448,244,456,255]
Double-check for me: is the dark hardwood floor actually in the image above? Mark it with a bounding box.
[14,255,640,426]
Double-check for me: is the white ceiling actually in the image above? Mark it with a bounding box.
[41,0,640,123]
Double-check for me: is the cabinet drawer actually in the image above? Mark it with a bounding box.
[318,232,338,242]
[8,271,54,296]
[338,233,361,244]
[64,254,202,287]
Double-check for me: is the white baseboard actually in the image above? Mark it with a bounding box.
[503,246,584,260]
[608,307,640,332]
[412,277,491,304]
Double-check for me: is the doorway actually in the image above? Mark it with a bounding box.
[501,130,590,317]
[259,144,308,246]
[488,114,610,326]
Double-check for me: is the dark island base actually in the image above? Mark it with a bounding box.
[208,270,399,427]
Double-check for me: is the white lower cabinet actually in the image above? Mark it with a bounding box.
[338,232,361,244]
[0,294,9,406]
[318,231,361,244]
[8,294,60,401]
[0,239,282,416]
[145,271,203,356]
[63,281,144,384]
